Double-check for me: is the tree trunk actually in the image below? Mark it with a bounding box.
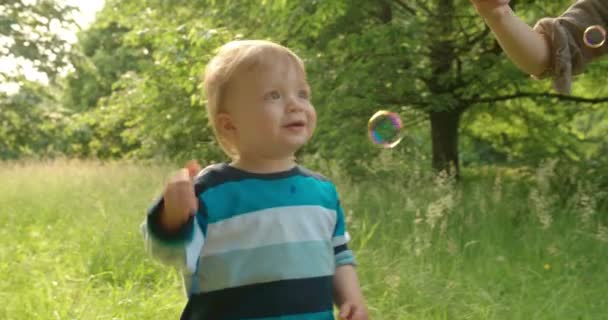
[430,110,461,177]
[427,0,460,177]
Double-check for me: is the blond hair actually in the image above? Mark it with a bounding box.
[203,40,306,158]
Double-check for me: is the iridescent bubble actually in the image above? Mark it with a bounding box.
[368,110,403,148]
[583,25,606,48]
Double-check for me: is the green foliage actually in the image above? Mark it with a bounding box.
[56,0,239,162]
[0,81,67,159]
[3,0,608,176]
[62,21,145,112]
[0,0,76,159]
[0,0,76,83]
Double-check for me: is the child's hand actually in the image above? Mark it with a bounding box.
[338,302,369,320]
[470,0,511,18]
[161,160,201,231]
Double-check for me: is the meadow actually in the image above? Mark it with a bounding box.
[1,159,606,319]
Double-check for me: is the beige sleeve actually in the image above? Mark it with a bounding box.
[532,0,608,94]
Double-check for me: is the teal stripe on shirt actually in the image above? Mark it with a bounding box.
[201,175,337,223]
[333,204,346,237]
[335,249,356,266]
[196,240,335,293]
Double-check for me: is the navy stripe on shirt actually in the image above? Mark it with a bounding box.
[333,244,348,255]
[193,163,329,191]
[146,196,195,243]
[180,276,333,320]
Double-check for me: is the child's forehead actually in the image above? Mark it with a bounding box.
[230,57,308,89]
[243,52,305,77]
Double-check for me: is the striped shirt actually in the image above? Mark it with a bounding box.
[142,163,355,320]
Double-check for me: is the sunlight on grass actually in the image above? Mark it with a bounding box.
[0,159,606,319]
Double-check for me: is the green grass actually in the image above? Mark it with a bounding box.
[1,159,606,319]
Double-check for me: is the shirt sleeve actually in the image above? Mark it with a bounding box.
[532,0,608,94]
[332,190,356,267]
[140,194,207,273]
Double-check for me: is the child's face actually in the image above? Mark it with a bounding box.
[220,56,316,159]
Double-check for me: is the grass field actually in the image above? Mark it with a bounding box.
[1,159,606,319]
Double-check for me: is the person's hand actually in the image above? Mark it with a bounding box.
[338,302,369,320]
[161,160,201,231]
[470,0,511,19]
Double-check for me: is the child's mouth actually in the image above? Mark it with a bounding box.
[284,121,305,128]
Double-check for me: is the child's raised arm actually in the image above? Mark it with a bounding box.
[141,161,204,271]
[160,161,201,231]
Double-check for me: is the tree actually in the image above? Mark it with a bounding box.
[0,0,76,85]
[0,81,68,159]
[219,0,608,176]
[0,0,76,159]
[304,0,608,176]
[58,0,608,177]
[62,21,147,112]
[59,0,232,160]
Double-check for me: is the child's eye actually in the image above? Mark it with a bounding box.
[298,90,310,99]
[265,91,281,100]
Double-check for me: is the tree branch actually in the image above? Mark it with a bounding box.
[467,92,608,105]
[414,0,432,16]
[377,0,393,23]
[351,92,430,109]
[467,24,492,47]
[392,0,417,16]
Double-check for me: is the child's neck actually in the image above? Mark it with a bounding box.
[230,155,296,174]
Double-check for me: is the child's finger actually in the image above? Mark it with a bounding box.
[185,160,201,179]
[351,309,368,320]
[169,168,190,184]
[339,303,353,319]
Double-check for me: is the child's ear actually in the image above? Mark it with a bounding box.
[216,113,236,136]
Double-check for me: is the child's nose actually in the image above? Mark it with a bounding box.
[286,96,304,112]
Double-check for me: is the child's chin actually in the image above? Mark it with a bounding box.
[288,138,309,149]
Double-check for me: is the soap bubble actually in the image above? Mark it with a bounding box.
[583,25,606,48]
[368,110,403,148]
